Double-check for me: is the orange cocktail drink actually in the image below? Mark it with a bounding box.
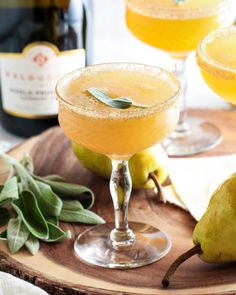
[57,64,179,159]
[126,0,233,59]
[197,26,236,105]
[126,0,233,156]
[56,63,180,269]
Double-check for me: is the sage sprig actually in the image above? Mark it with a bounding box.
[34,176,95,209]
[25,235,40,255]
[7,218,30,254]
[87,87,147,109]
[0,177,18,205]
[12,191,49,240]
[36,181,63,217]
[60,200,105,225]
[0,153,105,255]
[46,222,71,242]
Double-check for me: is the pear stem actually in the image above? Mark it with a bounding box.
[149,172,166,203]
[162,244,202,287]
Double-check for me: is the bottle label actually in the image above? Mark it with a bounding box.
[0,42,85,118]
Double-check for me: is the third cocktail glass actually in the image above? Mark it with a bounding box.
[56,63,180,268]
[125,0,233,156]
[197,26,236,107]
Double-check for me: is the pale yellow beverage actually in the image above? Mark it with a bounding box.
[126,0,233,58]
[56,64,180,159]
[197,26,236,105]
[57,64,180,269]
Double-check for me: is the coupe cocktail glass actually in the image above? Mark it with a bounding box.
[56,63,180,268]
[126,0,234,156]
[197,26,236,106]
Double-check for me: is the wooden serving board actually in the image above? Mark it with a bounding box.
[1,109,236,295]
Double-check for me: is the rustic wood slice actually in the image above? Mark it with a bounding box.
[1,109,236,295]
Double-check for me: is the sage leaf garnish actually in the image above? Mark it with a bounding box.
[0,153,104,255]
[25,235,40,256]
[0,230,7,240]
[45,222,71,242]
[60,208,105,225]
[12,191,49,240]
[87,87,147,109]
[0,208,10,227]
[36,181,63,217]
[7,218,30,254]
[0,177,18,205]
[174,0,185,4]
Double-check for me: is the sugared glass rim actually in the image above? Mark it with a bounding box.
[126,0,232,20]
[198,26,236,73]
[56,63,181,119]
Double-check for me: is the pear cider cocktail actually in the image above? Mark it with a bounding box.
[197,26,236,106]
[57,64,179,159]
[56,63,180,269]
[126,0,233,157]
[126,0,232,58]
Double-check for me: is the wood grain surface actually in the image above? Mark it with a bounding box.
[0,109,236,295]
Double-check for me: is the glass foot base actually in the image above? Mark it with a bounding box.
[163,121,222,157]
[74,222,171,269]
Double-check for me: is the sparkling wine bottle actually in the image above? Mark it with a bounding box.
[0,0,86,137]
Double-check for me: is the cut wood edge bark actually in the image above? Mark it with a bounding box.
[0,251,125,295]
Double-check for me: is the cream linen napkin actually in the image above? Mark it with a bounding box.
[0,272,48,295]
[165,153,236,221]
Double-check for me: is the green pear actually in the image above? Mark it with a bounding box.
[71,142,169,189]
[162,172,236,287]
[72,142,111,180]
[193,172,236,263]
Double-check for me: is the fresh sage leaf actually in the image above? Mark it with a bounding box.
[62,200,83,211]
[87,87,147,109]
[5,156,62,216]
[34,177,94,209]
[0,153,104,254]
[0,176,18,205]
[42,175,65,182]
[0,208,10,227]
[17,182,23,194]
[7,218,30,254]
[25,235,40,255]
[45,222,71,242]
[46,216,59,226]
[20,155,34,174]
[36,181,62,217]
[0,230,7,240]
[14,163,42,200]
[60,208,105,225]
[12,191,49,240]
[88,88,131,109]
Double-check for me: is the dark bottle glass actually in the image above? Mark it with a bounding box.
[0,0,86,137]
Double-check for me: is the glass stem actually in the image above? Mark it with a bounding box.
[109,160,135,248]
[173,58,189,133]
